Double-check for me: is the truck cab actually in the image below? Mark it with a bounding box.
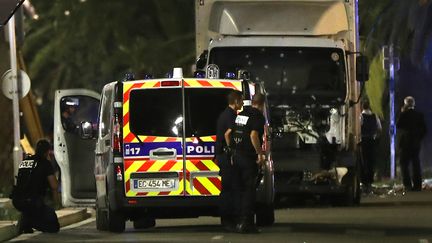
[195,0,369,205]
[54,69,274,232]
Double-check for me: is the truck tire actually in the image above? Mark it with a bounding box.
[256,203,275,226]
[96,205,109,231]
[133,217,156,229]
[107,207,125,232]
[333,171,360,207]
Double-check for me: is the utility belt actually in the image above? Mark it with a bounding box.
[223,146,255,157]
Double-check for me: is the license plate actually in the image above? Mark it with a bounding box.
[132,178,176,190]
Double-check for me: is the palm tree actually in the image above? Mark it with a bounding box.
[359,0,432,177]
[22,0,196,135]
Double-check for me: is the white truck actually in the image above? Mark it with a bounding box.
[195,0,369,205]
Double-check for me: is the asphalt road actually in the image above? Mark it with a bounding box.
[9,195,432,243]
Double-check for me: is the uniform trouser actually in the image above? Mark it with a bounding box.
[232,153,258,225]
[217,153,235,223]
[361,137,376,186]
[14,197,60,233]
[400,147,422,190]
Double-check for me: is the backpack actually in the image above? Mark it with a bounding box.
[10,155,38,202]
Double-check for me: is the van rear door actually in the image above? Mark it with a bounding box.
[54,89,100,207]
[123,81,185,197]
[123,79,242,198]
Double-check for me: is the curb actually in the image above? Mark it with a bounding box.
[0,208,90,242]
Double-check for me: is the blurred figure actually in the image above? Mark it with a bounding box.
[397,96,427,191]
[360,100,381,194]
[11,139,60,234]
[61,98,78,133]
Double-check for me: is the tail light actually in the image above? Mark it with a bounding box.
[113,114,121,153]
[115,165,123,181]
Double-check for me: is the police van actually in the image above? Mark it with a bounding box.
[53,68,274,232]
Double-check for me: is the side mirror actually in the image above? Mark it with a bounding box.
[196,50,208,70]
[356,56,369,82]
[79,121,96,139]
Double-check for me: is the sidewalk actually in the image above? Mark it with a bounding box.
[0,199,90,242]
[361,190,432,206]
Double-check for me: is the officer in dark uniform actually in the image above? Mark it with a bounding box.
[360,100,381,194]
[215,90,243,230]
[225,93,266,233]
[11,139,60,233]
[397,96,427,191]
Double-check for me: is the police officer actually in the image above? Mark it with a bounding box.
[397,96,427,191]
[360,100,381,194]
[12,139,60,233]
[225,93,266,233]
[215,90,243,230]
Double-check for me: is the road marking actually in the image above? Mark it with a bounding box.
[345,229,385,237]
[211,235,224,240]
[9,217,95,242]
[419,239,429,243]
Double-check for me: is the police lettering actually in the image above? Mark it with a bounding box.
[18,160,36,169]
[187,145,215,154]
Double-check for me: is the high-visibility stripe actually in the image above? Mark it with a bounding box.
[197,177,220,195]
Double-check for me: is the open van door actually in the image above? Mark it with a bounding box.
[54,89,100,207]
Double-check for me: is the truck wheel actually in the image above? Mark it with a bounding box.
[133,217,156,229]
[107,207,125,232]
[256,203,275,226]
[96,205,109,231]
[334,172,360,207]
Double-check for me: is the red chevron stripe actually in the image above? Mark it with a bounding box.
[144,136,156,142]
[153,81,161,88]
[166,137,178,142]
[123,83,144,103]
[158,191,170,195]
[159,160,177,171]
[208,177,222,190]
[123,112,129,125]
[221,81,237,90]
[124,160,133,171]
[137,160,156,172]
[192,160,210,171]
[137,192,148,196]
[125,179,131,193]
[184,81,190,87]
[198,80,212,87]
[124,132,136,143]
[192,178,211,195]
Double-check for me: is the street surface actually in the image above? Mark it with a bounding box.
[9,192,432,243]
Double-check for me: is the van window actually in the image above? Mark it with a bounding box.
[129,88,182,137]
[60,96,99,134]
[184,88,232,137]
[98,87,113,138]
[129,88,233,137]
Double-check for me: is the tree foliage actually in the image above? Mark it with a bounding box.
[359,0,432,117]
[24,0,196,100]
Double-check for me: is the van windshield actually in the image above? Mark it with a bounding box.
[129,88,232,137]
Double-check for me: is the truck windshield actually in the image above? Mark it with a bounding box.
[208,47,346,105]
[129,88,232,137]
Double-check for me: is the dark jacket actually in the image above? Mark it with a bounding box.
[396,108,427,150]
